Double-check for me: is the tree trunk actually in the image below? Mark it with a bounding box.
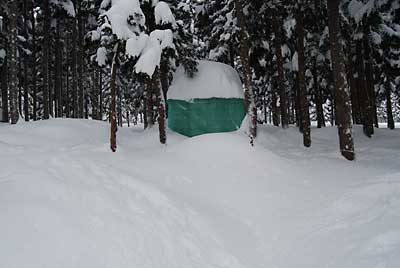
[145,78,154,128]
[110,46,119,152]
[9,0,19,124]
[362,38,374,137]
[92,68,99,119]
[55,19,63,118]
[271,89,280,126]
[154,68,167,144]
[296,9,311,147]
[72,18,78,118]
[327,0,355,161]
[77,3,84,118]
[23,0,29,121]
[1,55,8,122]
[313,61,325,128]
[272,13,289,129]
[386,80,394,129]
[234,0,257,143]
[99,69,103,120]
[31,3,37,121]
[160,61,169,116]
[42,0,50,119]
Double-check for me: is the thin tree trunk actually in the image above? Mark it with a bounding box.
[9,0,19,124]
[296,9,311,147]
[271,89,280,126]
[160,61,169,116]
[327,0,355,161]
[72,18,78,118]
[92,68,99,119]
[99,69,103,120]
[77,4,84,118]
[154,68,166,144]
[1,54,8,122]
[23,0,29,121]
[42,0,50,119]
[31,3,37,121]
[313,61,325,128]
[272,13,289,129]
[145,78,154,128]
[362,38,374,137]
[110,45,119,152]
[386,80,394,129]
[234,0,257,143]
[55,19,63,118]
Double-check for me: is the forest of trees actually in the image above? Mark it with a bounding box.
[0,0,399,160]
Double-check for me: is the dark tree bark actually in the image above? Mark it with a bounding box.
[1,55,8,122]
[327,0,355,161]
[271,82,280,126]
[160,61,169,116]
[55,19,63,118]
[313,61,325,128]
[42,0,51,119]
[9,0,19,124]
[31,2,37,121]
[92,68,99,120]
[296,9,311,147]
[154,68,166,144]
[99,69,103,120]
[145,78,154,128]
[234,0,257,143]
[272,13,289,129]
[110,46,119,152]
[77,3,84,118]
[362,38,375,137]
[71,18,78,118]
[23,0,29,121]
[385,79,395,130]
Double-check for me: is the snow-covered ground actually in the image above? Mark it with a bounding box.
[1,119,399,268]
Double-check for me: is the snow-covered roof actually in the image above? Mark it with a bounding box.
[167,60,244,101]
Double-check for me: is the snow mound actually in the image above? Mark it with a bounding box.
[167,60,244,101]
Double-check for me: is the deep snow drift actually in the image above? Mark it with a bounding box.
[1,119,400,268]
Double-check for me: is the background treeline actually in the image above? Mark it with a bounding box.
[0,0,399,160]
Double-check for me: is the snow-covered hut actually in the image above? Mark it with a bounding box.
[167,60,246,137]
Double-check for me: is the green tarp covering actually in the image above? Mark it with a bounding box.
[167,98,246,137]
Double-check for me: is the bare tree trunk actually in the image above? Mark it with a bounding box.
[160,61,169,116]
[55,19,63,118]
[99,69,103,120]
[77,3,84,118]
[313,61,325,128]
[234,0,257,143]
[1,53,8,122]
[92,67,99,119]
[23,0,29,121]
[272,82,280,126]
[31,3,37,121]
[360,39,374,137]
[145,79,154,128]
[9,0,19,124]
[327,0,355,161]
[296,9,311,147]
[72,18,78,118]
[42,0,50,119]
[154,68,166,144]
[272,13,289,129]
[386,79,395,129]
[110,46,119,152]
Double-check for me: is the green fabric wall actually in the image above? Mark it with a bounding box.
[167,98,245,137]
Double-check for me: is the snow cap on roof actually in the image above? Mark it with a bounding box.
[167,60,244,101]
